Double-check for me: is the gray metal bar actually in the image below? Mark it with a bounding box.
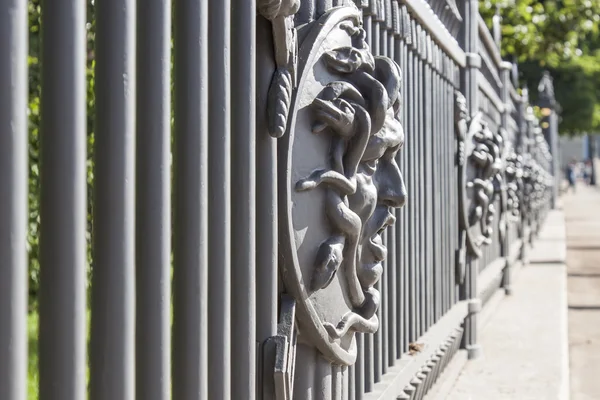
[440,72,448,314]
[416,34,424,338]
[449,75,457,308]
[136,0,172,398]
[172,0,209,397]
[365,328,374,391]
[90,0,136,395]
[332,365,342,400]
[371,19,379,56]
[38,0,87,398]
[381,230,388,375]
[424,45,432,331]
[341,366,348,400]
[499,62,512,295]
[364,13,375,392]
[355,334,364,398]
[441,73,447,314]
[387,200,397,366]
[394,34,403,361]
[255,13,279,357]
[400,36,408,357]
[445,73,451,312]
[316,0,333,16]
[401,0,467,66]
[433,59,439,321]
[208,0,231,397]
[408,42,417,343]
[387,18,398,368]
[294,344,316,398]
[231,0,256,397]
[444,68,450,307]
[348,364,355,400]
[315,357,332,400]
[0,0,28,397]
[459,0,482,359]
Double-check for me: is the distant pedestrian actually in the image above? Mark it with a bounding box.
[584,160,592,185]
[566,161,577,193]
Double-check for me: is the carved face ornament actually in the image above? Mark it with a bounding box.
[278,8,405,365]
[455,91,506,257]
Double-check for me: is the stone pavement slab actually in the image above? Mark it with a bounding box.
[444,210,569,400]
[564,186,600,400]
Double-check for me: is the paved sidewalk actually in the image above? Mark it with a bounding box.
[564,185,600,400]
[443,210,569,400]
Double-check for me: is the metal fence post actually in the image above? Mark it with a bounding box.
[537,71,559,206]
[90,0,137,396]
[38,0,88,397]
[499,61,512,295]
[0,0,28,398]
[135,0,172,397]
[172,0,210,398]
[458,0,482,360]
[516,88,529,264]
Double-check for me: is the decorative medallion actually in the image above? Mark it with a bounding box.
[505,149,523,221]
[455,91,505,267]
[278,6,406,365]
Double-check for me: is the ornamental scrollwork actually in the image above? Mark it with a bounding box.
[278,6,406,365]
[258,0,301,138]
[455,91,505,268]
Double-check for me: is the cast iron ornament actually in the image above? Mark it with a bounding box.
[278,6,407,365]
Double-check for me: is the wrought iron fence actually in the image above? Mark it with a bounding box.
[0,0,556,399]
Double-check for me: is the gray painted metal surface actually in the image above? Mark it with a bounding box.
[90,0,137,397]
[172,0,209,398]
[0,0,28,399]
[38,0,88,399]
[136,0,172,398]
[0,0,556,399]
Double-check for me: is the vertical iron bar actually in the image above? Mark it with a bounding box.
[448,75,454,310]
[365,331,374,392]
[0,0,28,397]
[136,0,171,397]
[394,33,403,360]
[255,16,278,361]
[172,0,209,397]
[315,357,332,400]
[387,22,396,368]
[348,364,355,400]
[440,74,448,314]
[208,0,232,397]
[355,334,364,399]
[499,62,512,295]
[459,0,481,360]
[438,67,444,318]
[293,345,316,398]
[439,70,446,315]
[39,0,87,398]
[409,41,417,343]
[424,43,432,331]
[400,36,408,357]
[90,0,136,395]
[432,66,439,323]
[378,228,386,375]
[231,0,256,397]
[387,197,396,366]
[416,34,424,338]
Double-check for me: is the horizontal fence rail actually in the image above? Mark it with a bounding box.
[0,0,556,399]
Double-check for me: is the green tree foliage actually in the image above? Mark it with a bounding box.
[480,0,600,134]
